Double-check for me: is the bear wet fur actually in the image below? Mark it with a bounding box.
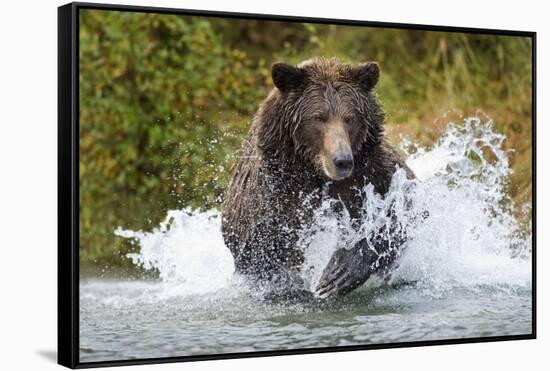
[221,57,415,299]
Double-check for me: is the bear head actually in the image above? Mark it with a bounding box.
[257,57,385,181]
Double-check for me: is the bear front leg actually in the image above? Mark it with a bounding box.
[315,239,371,298]
[262,269,315,303]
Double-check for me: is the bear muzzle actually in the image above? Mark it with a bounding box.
[333,152,354,179]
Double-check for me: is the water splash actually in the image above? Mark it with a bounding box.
[115,209,234,296]
[392,118,531,296]
[115,118,531,298]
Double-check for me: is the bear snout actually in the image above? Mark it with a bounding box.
[333,152,354,178]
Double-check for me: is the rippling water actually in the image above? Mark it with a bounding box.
[80,118,532,363]
[80,279,531,362]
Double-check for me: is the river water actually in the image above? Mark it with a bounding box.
[79,118,532,363]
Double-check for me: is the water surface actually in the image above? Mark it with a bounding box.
[80,278,531,362]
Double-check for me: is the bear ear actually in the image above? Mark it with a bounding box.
[272,62,304,92]
[354,62,380,91]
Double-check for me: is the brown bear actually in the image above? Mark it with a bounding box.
[221,57,415,299]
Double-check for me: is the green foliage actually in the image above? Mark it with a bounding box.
[79,10,268,265]
[79,10,532,266]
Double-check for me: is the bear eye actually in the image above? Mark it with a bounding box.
[312,114,327,122]
[343,116,355,124]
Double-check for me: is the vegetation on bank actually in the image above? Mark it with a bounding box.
[79,10,532,267]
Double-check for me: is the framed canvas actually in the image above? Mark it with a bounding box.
[58,2,536,368]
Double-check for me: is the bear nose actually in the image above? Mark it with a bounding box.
[333,153,354,173]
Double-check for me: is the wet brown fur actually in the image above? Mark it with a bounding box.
[221,57,414,291]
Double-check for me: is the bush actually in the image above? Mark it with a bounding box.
[79,10,269,265]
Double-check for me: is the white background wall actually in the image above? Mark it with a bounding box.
[0,0,546,369]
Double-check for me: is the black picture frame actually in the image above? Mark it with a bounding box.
[58,2,537,369]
